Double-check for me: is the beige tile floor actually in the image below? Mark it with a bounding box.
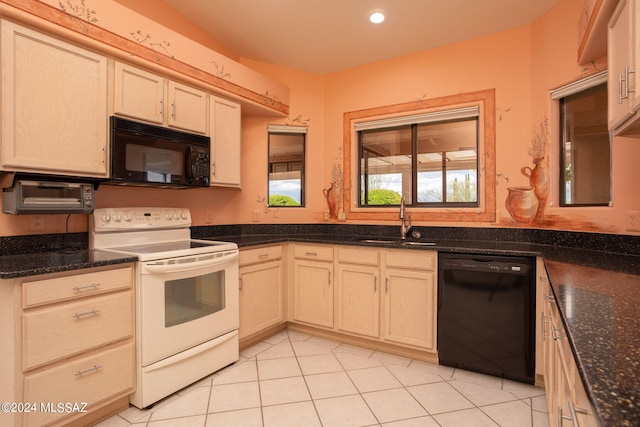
[97,330,551,427]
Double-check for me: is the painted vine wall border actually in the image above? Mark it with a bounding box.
[0,0,289,116]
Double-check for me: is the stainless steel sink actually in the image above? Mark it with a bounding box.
[359,239,436,246]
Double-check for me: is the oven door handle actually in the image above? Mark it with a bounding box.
[143,252,237,274]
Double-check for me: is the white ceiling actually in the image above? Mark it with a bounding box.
[164,0,560,74]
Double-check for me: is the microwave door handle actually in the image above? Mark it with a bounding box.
[184,146,195,184]
[143,252,237,274]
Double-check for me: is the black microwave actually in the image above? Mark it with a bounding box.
[109,117,210,188]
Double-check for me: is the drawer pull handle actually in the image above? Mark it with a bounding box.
[75,365,103,377]
[72,283,102,292]
[541,313,549,340]
[73,309,101,319]
[551,325,563,341]
[544,294,555,303]
[258,254,269,259]
[305,251,318,256]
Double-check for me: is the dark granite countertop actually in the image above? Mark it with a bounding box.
[0,249,137,279]
[2,225,638,426]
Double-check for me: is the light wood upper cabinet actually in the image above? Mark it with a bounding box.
[607,0,640,136]
[114,63,164,124]
[0,20,108,177]
[578,0,620,64]
[210,95,241,187]
[608,0,636,130]
[114,62,208,134]
[167,80,208,133]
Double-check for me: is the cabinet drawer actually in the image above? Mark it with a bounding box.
[294,244,333,261]
[385,250,435,270]
[338,247,380,266]
[23,290,133,370]
[239,245,283,266]
[23,341,134,427]
[22,266,133,308]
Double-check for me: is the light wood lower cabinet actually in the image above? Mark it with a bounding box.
[0,264,135,427]
[382,250,437,351]
[541,269,599,427]
[238,245,284,340]
[292,244,335,328]
[23,341,134,427]
[336,247,380,338]
[289,244,437,354]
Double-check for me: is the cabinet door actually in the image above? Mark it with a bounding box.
[336,263,380,338]
[383,268,436,351]
[167,81,207,133]
[114,62,164,124]
[239,260,283,339]
[210,95,241,187]
[1,21,108,177]
[293,260,333,328]
[608,0,635,129]
[542,285,558,420]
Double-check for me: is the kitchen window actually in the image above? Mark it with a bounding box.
[358,111,479,207]
[552,71,611,206]
[344,89,496,223]
[268,125,306,207]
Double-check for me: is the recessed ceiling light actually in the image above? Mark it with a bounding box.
[369,10,385,24]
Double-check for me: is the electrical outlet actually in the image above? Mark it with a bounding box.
[323,210,329,221]
[29,215,44,232]
[627,210,640,231]
[252,210,260,222]
[204,211,213,224]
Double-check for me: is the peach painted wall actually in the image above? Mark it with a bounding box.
[244,0,640,235]
[1,0,638,237]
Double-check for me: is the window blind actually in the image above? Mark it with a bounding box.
[268,124,308,134]
[353,106,479,131]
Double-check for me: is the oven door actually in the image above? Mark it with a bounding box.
[138,250,239,366]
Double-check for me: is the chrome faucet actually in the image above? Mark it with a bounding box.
[399,197,412,240]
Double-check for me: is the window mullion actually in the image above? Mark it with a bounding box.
[411,124,418,205]
[441,151,447,203]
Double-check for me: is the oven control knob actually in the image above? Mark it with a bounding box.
[165,212,173,221]
[180,211,188,220]
[112,212,122,222]
[172,212,180,220]
[123,212,132,222]
[100,213,111,223]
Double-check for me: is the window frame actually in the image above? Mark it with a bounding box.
[357,116,480,208]
[551,71,611,207]
[343,89,496,222]
[267,125,307,207]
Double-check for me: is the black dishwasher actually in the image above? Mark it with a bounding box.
[437,252,535,384]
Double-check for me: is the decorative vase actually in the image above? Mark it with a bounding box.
[505,187,539,223]
[323,181,338,219]
[521,157,549,221]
